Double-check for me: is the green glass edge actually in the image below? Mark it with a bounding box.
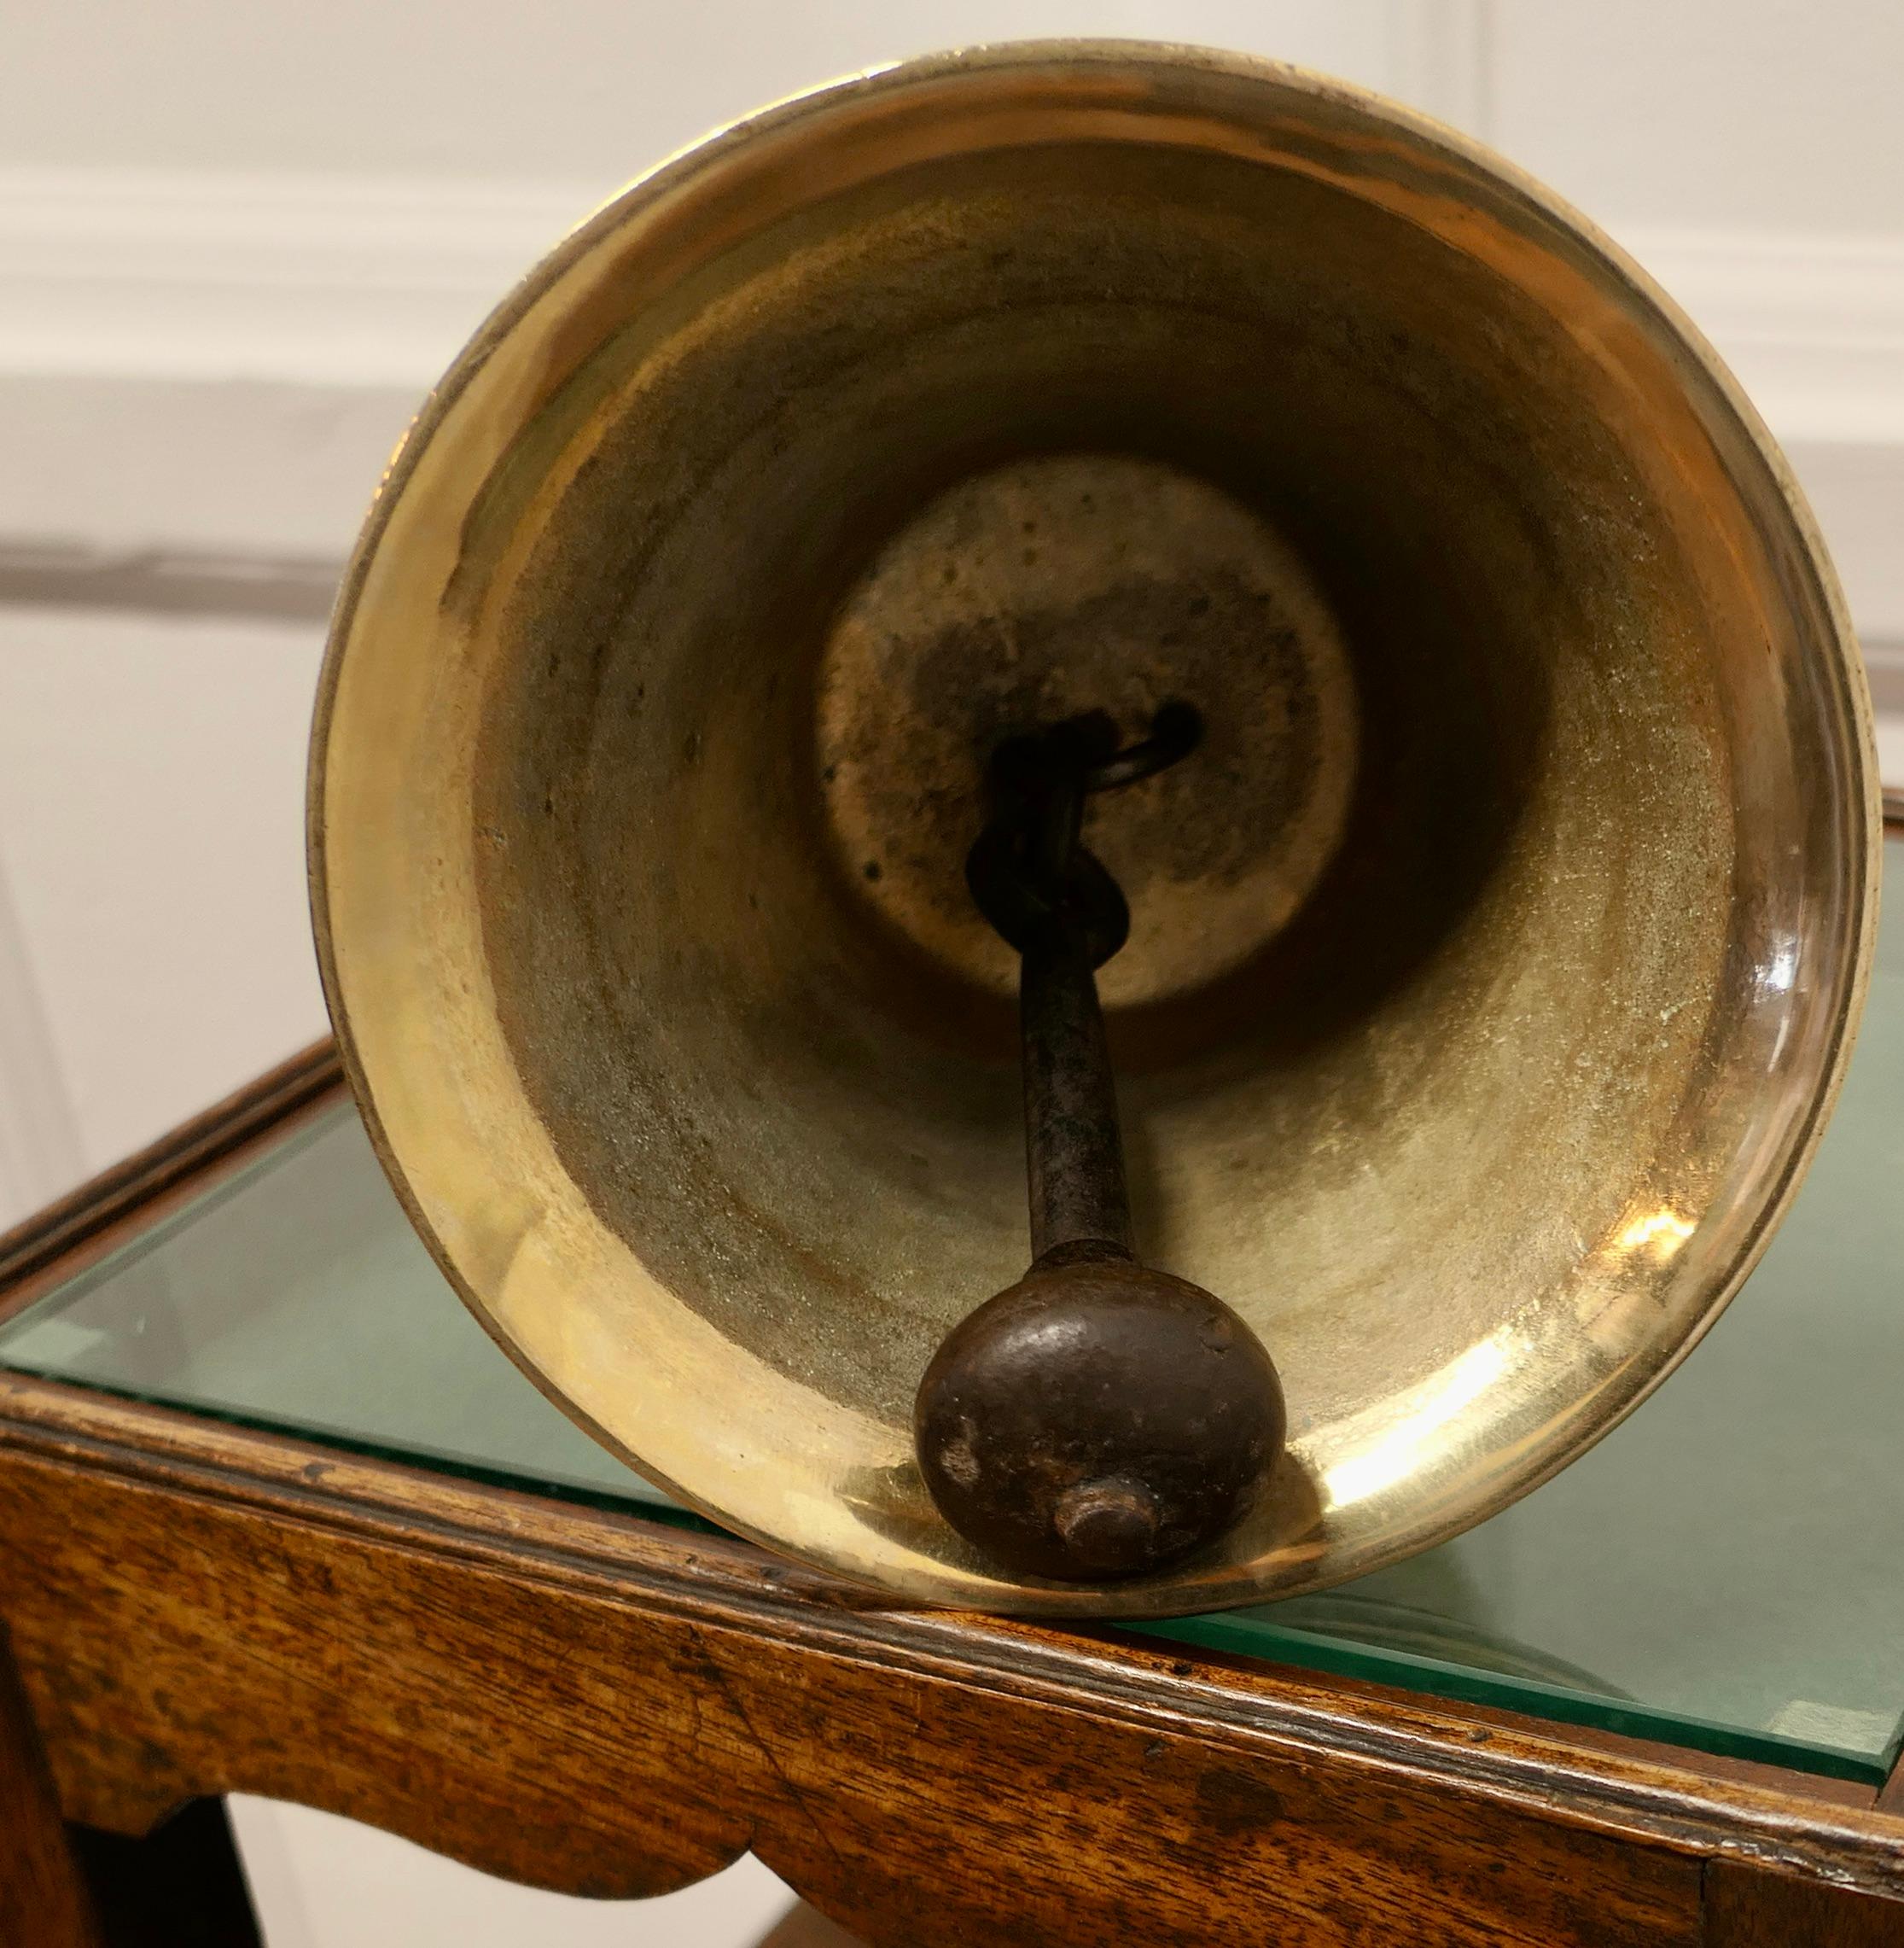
[0,1110,342,1307]
[0,1360,729,1537]
[1127,1611,1901,1787]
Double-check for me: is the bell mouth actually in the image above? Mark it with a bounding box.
[311,43,1878,1617]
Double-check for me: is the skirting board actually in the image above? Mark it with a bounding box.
[2,166,1902,635]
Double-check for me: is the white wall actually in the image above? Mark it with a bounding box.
[1493,2,1904,232]
[3,3,1901,615]
[0,3,1402,178]
[229,1804,798,1948]
[0,609,326,1190]
[1,5,1899,1943]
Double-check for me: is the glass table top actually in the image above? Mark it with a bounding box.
[4,839,1901,1788]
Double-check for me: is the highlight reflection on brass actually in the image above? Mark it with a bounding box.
[1611,1208,1698,1261]
[309,44,1879,1617]
[1323,1336,1521,1515]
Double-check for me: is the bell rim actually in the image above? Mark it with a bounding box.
[306,38,1883,1618]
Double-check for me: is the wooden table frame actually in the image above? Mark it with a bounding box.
[3,1028,1902,1946]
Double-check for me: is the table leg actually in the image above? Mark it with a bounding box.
[755,1900,870,1947]
[68,1801,263,1948]
[3,1624,260,1947]
[1,1627,103,1948]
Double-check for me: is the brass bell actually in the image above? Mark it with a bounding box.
[309,43,1880,1617]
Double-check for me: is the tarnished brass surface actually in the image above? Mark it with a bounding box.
[818,452,1358,1011]
[309,44,1880,1616]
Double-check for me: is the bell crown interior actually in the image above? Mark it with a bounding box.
[310,44,1878,1615]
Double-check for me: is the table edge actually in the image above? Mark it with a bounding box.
[3,899,1903,1857]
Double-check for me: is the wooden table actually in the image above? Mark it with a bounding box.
[3,1020,1903,1946]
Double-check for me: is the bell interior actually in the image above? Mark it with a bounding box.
[318,55,1869,1611]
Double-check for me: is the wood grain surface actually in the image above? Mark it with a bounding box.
[1,1625,102,1948]
[0,1441,1699,1945]
[1884,1739,1904,1817]
[3,1375,1902,1948]
[1705,1860,1904,1945]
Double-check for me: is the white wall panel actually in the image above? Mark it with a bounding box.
[0,607,329,1181]
[230,1800,800,1948]
[0,845,87,1224]
[1494,2,1904,232]
[0,374,414,563]
[0,0,1388,180]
